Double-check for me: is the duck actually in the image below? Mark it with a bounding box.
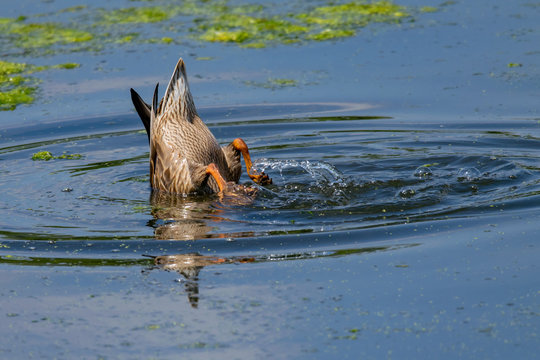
[130,58,271,195]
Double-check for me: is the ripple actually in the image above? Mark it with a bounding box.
[0,109,539,249]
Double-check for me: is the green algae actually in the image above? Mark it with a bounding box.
[5,20,93,49]
[0,60,79,111]
[0,60,28,75]
[302,0,408,26]
[244,77,298,90]
[1,1,418,54]
[420,6,438,13]
[198,13,308,46]
[307,29,356,41]
[32,63,81,72]
[0,60,35,111]
[194,0,410,46]
[31,151,83,161]
[0,0,430,110]
[31,151,54,161]
[53,63,80,70]
[507,62,522,68]
[115,33,140,44]
[297,0,408,41]
[101,6,170,24]
[0,87,36,111]
[270,78,297,87]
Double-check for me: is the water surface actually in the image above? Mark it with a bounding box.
[1,0,540,358]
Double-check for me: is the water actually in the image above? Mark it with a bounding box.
[2,104,539,358]
[1,0,540,358]
[3,106,537,241]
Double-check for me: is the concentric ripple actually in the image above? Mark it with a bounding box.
[0,104,539,260]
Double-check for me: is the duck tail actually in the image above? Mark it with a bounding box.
[130,88,151,142]
[160,57,198,123]
[151,83,159,118]
[149,83,159,189]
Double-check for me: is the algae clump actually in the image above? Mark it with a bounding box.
[1,1,416,52]
[3,19,93,50]
[32,151,83,161]
[298,0,409,41]
[0,87,36,111]
[420,6,438,13]
[101,6,170,24]
[199,13,308,46]
[0,60,36,111]
[244,77,298,90]
[0,60,80,111]
[194,0,410,47]
[31,151,55,161]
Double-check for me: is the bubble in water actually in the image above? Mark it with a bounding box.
[414,166,433,178]
[399,188,416,198]
[457,167,481,181]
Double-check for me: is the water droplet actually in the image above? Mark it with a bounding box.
[62,187,73,192]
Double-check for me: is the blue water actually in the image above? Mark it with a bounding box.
[1,0,539,358]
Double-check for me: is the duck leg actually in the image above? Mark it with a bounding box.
[205,163,229,192]
[206,163,257,201]
[231,138,272,185]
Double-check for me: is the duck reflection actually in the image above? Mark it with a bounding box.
[148,253,255,308]
[149,189,257,240]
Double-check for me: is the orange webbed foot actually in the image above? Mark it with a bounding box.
[231,138,273,186]
[206,163,257,204]
[248,171,272,185]
[219,181,258,205]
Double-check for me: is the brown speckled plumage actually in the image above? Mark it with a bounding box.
[130,58,271,195]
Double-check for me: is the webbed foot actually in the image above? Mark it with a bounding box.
[249,171,272,185]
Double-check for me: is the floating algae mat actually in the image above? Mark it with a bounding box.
[1,0,417,53]
[95,0,415,47]
[185,0,411,47]
[0,60,35,111]
[31,151,83,161]
[0,0,432,110]
[0,16,93,53]
[0,60,79,111]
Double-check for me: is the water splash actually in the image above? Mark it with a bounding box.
[253,158,346,186]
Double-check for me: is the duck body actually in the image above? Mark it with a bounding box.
[130,58,270,195]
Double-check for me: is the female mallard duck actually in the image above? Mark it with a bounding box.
[130,58,271,195]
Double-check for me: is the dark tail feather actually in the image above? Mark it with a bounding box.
[152,83,159,117]
[130,88,151,142]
